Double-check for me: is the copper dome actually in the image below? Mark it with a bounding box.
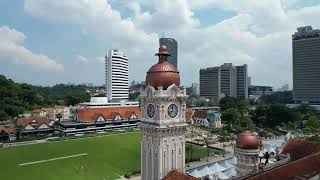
[146,45,180,89]
[236,130,259,150]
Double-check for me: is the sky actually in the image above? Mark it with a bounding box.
[0,0,320,88]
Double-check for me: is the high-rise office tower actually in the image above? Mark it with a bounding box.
[292,26,320,104]
[200,66,220,99]
[105,49,129,102]
[200,63,248,100]
[159,38,178,68]
[191,83,200,96]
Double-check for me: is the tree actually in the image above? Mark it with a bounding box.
[205,138,210,162]
[0,110,9,123]
[219,97,240,111]
[304,115,320,133]
[221,108,241,130]
[64,90,90,106]
[259,91,293,104]
[129,92,140,101]
[240,116,255,130]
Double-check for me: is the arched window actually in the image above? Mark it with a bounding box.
[163,151,167,173]
[172,149,174,169]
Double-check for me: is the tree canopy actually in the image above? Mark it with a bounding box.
[0,75,90,121]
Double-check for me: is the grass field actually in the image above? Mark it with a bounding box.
[186,143,221,163]
[0,132,141,180]
[0,132,221,180]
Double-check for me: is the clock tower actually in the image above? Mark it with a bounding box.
[140,45,188,180]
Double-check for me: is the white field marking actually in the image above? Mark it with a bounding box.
[18,153,88,166]
[54,131,138,143]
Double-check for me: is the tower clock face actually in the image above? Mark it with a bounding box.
[168,104,178,118]
[147,104,155,118]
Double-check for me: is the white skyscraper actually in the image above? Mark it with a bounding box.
[105,49,129,102]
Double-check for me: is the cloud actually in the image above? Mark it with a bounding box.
[76,55,89,63]
[0,26,63,71]
[75,54,105,64]
[23,0,320,88]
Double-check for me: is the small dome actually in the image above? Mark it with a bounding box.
[236,130,259,150]
[146,45,180,89]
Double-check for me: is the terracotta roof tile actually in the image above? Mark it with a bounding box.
[0,126,16,134]
[193,110,207,119]
[247,139,320,180]
[281,138,320,161]
[247,152,320,180]
[17,117,52,128]
[76,106,141,122]
[185,110,194,123]
[31,109,44,113]
[163,170,198,180]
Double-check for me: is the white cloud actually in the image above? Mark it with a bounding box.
[0,26,63,71]
[75,54,105,64]
[23,0,320,88]
[76,55,89,63]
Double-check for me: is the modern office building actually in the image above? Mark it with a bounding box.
[159,38,178,68]
[105,49,129,102]
[292,26,320,104]
[248,85,273,101]
[191,83,200,97]
[200,66,220,99]
[200,63,248,100]
[248,76,252,86]
[277,84,289,92]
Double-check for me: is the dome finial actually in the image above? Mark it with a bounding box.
[156,44,170,63]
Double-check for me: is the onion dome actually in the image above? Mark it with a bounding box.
[146,45,180,89]
[236,130,259,150]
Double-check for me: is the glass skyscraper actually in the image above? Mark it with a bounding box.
[159,38,178,68]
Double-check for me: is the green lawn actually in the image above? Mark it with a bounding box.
[0,132,141,180]
[186,143,222,163]
[0,132,220,180]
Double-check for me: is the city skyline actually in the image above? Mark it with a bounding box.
[1,1,320,88]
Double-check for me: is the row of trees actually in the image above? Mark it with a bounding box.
[219,96,320,135]
[0,75,90,121]
[187,98,218,107]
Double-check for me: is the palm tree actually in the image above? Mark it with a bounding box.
[205,138,210,162]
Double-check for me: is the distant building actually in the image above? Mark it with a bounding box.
[0,126,16,142]
[248,76,252,86]
[58,106,141,134]
[277,84,289,92]
[31,106,71,121]
[130,80,136,87]
[105,49,129,102]
[80,97,139,107]
[248,85,273,101]
[31,109,47,117]
[159,38,178,68]
[292,26,320,104]
[16,117,55,135]
[85,87,105,97]
[75,106,141,123]
[191,83,200,96]
[192,110,222,128]
[200,63,248,100]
